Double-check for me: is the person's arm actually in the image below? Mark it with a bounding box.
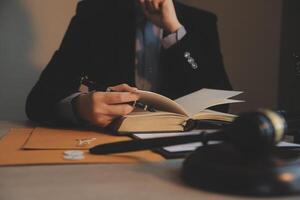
[26,1,139,127]
[161,7,232,94]
[56,92,84,125]
[74,84,139,127]
[139,0,231,112]
[25,2,92,125]
[161,26,186,49]
[138,0,231,93]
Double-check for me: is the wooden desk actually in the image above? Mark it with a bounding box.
[0,121,298,200]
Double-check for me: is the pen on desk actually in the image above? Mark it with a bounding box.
[89,119,230,155]
[89,132,224,155]
[81,76,156,112]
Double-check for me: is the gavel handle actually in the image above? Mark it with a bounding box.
[89,131,225,155]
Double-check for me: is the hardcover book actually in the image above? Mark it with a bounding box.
[110,88,243,133]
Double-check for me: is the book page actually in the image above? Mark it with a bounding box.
[137,90,187,116]
[137,89,243,117]
[175,89,243,116]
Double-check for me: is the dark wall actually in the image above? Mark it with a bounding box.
[278,0,300,112]
[0,0,76,120]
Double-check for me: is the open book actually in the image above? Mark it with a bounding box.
[110,88,243,133]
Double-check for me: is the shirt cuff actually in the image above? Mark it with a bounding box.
[161,26,187,49]
[56,92,83,124]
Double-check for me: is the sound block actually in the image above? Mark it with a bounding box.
[182,143,300,196]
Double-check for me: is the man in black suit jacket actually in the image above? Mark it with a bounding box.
[26,0,231,127]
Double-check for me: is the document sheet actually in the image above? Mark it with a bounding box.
[134,131,300,153]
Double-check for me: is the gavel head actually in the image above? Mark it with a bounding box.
[227,109,287,153]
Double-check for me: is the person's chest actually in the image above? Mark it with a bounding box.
[84,9,163,89]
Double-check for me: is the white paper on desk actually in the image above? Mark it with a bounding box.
[277,141,300,147]
[134,130,202,139]
[164,141,300,153]
[134,132,300,153]
[134,130,218,153]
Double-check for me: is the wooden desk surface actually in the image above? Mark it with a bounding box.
[0,121,299,200]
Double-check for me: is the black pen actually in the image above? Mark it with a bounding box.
[81,76,156,112]
[89,131,224,155]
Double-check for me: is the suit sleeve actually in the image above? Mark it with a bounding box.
[25,2,92,125]
[161,11,232,98]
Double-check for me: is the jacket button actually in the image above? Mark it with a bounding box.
[184,52,191,58]
[188,58,195,64]
[191,63,198,69]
